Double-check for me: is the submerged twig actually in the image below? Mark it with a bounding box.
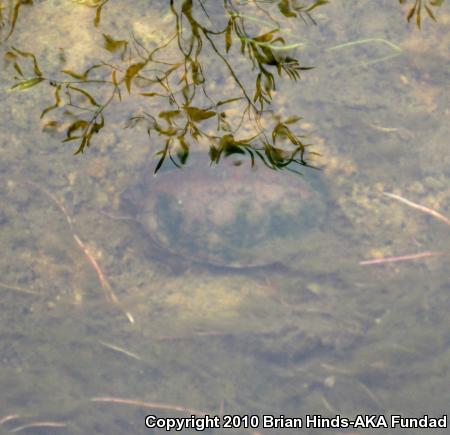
[0,282,39,295]
[98,340,142,361]
[360,251,445,265]
[10,421,67,433]
[71,234,116,303]
[326,37,402,53]
[0,415,20,425]
[157,331,233,341]
[90,397,262,435]
[361,191,449,266]
[383,192,450,226]
[91,397,207,416]
[320,395,338,414]
[25,181,134,324]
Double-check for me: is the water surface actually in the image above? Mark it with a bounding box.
[0,1,449,434]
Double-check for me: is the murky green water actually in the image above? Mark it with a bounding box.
[0,1,449,434]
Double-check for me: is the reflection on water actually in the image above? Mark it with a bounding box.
[0,0,449,434]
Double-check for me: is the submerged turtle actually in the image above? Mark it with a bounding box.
[123,155,327,269]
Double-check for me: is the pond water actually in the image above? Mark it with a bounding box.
[0,1,449,434]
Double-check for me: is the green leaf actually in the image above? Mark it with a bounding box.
[66,120,89,139]
[140,92,165,97]
[5,0,33,41]
[4,51,17,62]
[176,135,190,164]
[224,144,246,157]
[185,107,216,122]
[424,4,437,21]
[62,136,82,143]
[407,5,416,22]
[284,115,303,124]
[159,110,182,122]
[94,3,104,27]
[41,85,62,118]
[216,97,243,107]
[12,46,42,76]
[62,69,87,80]
[103,33,128,54]
[11,77,44,90]
[209,146,220,163]
[125,62,145,93]
[91,114,105,134]
[68,85,100,107]
[191,60,204,85]
[154,139,171,173]
[254,30,278,43]
[13,62,24,77]
[278,0,297,17]
[225,19,233,53]
[306,0,329,12]
[74,135,89,155]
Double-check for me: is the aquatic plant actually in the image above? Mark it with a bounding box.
[4,0,327,172]
[399,0,445,28]
[1,0,445,171]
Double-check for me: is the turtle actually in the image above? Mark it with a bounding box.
[122,154,327,269]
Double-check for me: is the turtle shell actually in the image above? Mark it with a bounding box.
[123,155,326,268]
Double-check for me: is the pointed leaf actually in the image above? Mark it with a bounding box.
[5,0,33,41]
[305,0,329,12]
[63,69,88,80]
[13,62,24,77]
[284,115,303,124]
[68,85,100,107]
[278,0,297,17]
[186,107,216,122]
[125,62,145,93]
[424,4,436,21]
[11,77,44,90]
[225,19,233,53]
[41,84,62,118]
[154,140,171,173]
[177,135,190,164]
[103,33,128,54]
[140,92,165,97]
[12,46,42,76]
[407,5,416,22]
[159,110,182,122]
[94,3,104,27]
[67,120,89,139]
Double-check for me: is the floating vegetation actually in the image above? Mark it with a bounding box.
[3,1,328,172]
[399,0,445,28]
[2,1,444,172]
[71,0,111,27]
